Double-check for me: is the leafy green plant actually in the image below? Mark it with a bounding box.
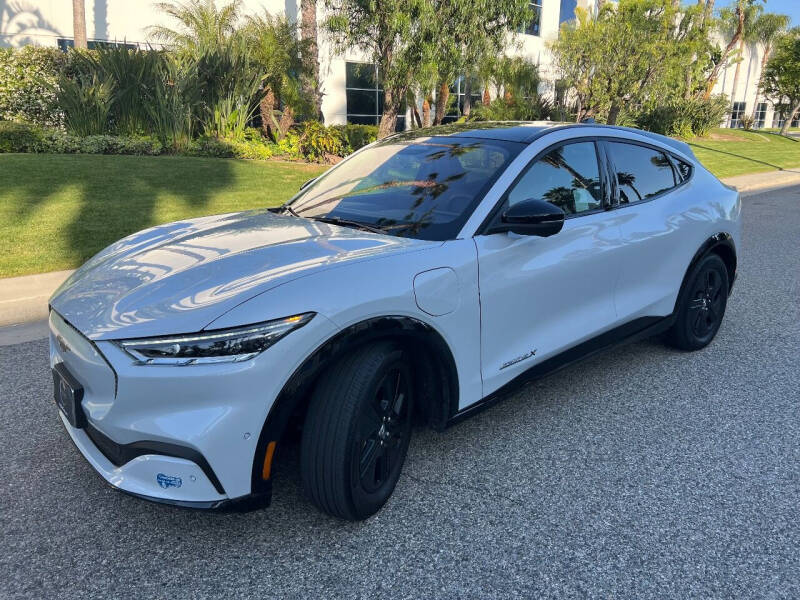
[331,124,378,153]
[72,46,168,135]
[297,121,344,162]
[470,95,554,122]
[0,47,69,128]
[56,74,115,136]
[0,121,44,153]
[635,96,729,138]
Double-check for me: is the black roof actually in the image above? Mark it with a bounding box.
[388,121,696,159]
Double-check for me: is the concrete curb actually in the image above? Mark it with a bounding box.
[1,170,798,330]
[0,269,73,327]
[721,170,800,194]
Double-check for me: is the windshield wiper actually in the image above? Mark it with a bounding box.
[278,204,301,217]
[308,216,387,235]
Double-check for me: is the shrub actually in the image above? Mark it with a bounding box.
[0,122,162,155]
[57,74,115,136]
[469,95,553,122]
[332,124,378,153]
[0,47,69,128]
[296,121,344,161]
[0,121,44,153]
[739,115,756,131]
[635,96,729,138]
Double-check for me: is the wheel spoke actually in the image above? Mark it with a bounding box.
[692,310,705,335]
[359,439,380,481]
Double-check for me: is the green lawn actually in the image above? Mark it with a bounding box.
[688,128,800,179]
[0,154,326,278]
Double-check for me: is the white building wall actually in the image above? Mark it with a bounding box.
[1,0,774,128]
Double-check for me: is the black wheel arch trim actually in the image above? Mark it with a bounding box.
[249,315,460,495]
[679,233,737,305]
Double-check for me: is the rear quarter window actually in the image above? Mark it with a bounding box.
[607,141,677,203]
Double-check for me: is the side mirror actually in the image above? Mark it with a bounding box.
[300,177,316,190]
[489,199,565,237]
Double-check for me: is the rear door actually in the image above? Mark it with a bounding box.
[602,140,697,320]
[474,139,624,395]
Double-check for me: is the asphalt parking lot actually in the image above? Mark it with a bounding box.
[1,186,798,599]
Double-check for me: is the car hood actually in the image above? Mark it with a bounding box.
[50,209,432,340]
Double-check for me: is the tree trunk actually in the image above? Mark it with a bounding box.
[779,100,800,136]
[72,0,87,49]
[433,81,449,126]
[260,87,276,139]
[728,37,745,126]
[462,77,472,119]
[483,86,491,106]
[412,104,423,128]
[700,0,715,28]
[422,97,431,127]
[607,100,622,125]
[702,5,743,100]
[378,88,399,139]
[278,105,294,140]
[751,48,771,120]
[300,0,323,120]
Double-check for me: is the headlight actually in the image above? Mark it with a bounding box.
[116,313,315,365]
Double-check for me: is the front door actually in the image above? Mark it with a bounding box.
[474,140,624,395]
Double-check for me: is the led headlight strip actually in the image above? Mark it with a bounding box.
[117,313,315,365]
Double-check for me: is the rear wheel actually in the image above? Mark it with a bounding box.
[667,253,729,351]
[300,341,413,520]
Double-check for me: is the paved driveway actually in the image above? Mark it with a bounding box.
[1,186,798,599]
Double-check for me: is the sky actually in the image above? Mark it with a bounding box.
[711,0,800,26]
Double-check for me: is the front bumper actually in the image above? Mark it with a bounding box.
[49,309,338,506]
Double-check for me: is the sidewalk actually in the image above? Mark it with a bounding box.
[723,168,800,193]
[0,269,73,327]
[1,168,799,332]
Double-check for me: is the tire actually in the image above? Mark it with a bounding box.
[300,341,414,520]
[666,253,729,351]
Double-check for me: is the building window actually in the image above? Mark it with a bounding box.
[345,62,405,130]
[559,0,578,24]
[754,103,768,129]
[523,1,543,36]
[57,38,137,51]
[772,107,800,130]
[730,102,746,128]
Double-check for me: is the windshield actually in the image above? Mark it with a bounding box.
[286,135,523,240]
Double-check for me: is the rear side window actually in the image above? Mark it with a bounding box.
[607,142,677,204]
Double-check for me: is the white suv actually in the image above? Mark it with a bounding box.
[49,122,740,520]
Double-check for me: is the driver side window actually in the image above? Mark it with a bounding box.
[507,141,602,215]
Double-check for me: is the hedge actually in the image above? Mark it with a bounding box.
[0,47,71,128]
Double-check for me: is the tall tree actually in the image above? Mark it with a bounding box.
[750,12,791,119]
[149,0,242,56]
[428,0,531,125]
[720,3,762,124]
[701,0,765,100]
[551,0,706,124]
[323,0,434,138]
[72,0,88,49]
[761,30,800,135]
[300,0,323,119]
[245,11,312,139]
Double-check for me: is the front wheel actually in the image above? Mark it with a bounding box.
[667,253,729,351]
[301,341,413,520]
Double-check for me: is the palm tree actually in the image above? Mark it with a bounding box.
[148,0,242,56]
[72,0,87,49]
[750,12,791,121]
[300,0,322,120]
[721,3,762,125]
[701,0,761,100]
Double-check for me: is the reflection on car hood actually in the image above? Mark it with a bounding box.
[50,210,431,340]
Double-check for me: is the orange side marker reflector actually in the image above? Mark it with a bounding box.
[262,441,277,480]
